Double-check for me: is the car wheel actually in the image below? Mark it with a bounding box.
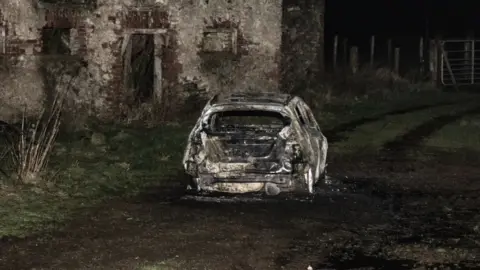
[180,173,199,195]
[306,167,314,194]
[314,153,327,188]
[313,168,328,193]
[294,165,314,195]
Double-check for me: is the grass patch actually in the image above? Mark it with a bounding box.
[51,124,191,198]
[0,123,192,238]
[316,90,475,131]
[0,187,77,238]
[425,116,480,152]
[330,102,479,155]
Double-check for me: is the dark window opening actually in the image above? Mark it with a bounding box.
[201,28,237,54]
[295,106,306,125]
[303,106,319,130]
[209,110,290,135]
[41,27,71,55]
[306,111,318,130]
[298,105,313,127]
[125,33,155,103]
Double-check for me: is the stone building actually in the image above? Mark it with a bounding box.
[0,0,282,120]
[281,0,325,94]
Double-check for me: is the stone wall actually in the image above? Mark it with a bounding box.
[0,1,45,122]
[172,0,282,95]
[0,0,282,121]
[281,0,325,94]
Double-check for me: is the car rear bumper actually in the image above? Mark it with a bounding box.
[200,173,293,184]
[194,173,295,193]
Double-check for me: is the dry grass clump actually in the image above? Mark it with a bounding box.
[8,93,64,184]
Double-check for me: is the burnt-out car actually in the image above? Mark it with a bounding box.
[182,92,328,196]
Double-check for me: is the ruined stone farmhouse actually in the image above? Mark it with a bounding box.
[0,0,287,120]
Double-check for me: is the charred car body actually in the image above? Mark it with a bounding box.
[182,92,328,195]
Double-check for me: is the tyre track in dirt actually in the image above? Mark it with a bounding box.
[324,99,470,143]
[379,104,480,162]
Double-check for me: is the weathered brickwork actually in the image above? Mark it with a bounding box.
[0,0,282,121]
[124,9,170,29]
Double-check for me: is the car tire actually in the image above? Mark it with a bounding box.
[180,173,199,195]
[294,166,314,196]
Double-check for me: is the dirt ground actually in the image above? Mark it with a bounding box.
[1,95,480,269]
[1,147,480,270]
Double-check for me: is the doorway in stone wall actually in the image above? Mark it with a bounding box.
[124,33,155,104]
[122,30,168,119]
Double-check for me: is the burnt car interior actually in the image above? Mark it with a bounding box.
[199,110,292,159]
[208,110,290,135]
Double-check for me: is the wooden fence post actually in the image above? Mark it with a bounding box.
[464,38,471,83]
[343,38,348,68]
[429,39,438,84]
[465,32,474,84]
[370,35,375,67]
[419,37,424,75]
[333,35,338,71]
[387,39,392,69]
[435,36,442,86]
[394,48,400,74]
[429,37,440,85]
[350,46,359,74]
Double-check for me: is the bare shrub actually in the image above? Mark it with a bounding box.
[10,93,64,184]
[1,57,83,184]
[0,121,19,179]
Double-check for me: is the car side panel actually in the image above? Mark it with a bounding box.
[287,99,317,173]
[296,99,327,182]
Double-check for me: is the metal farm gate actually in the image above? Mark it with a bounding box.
[440,40,480,86]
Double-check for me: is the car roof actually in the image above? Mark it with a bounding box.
[210,92,293,106]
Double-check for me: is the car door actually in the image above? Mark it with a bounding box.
[296,100,324,182]
[292,101,319,176]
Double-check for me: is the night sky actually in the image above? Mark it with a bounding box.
[326,0,478,38]
[324,0,478,68]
